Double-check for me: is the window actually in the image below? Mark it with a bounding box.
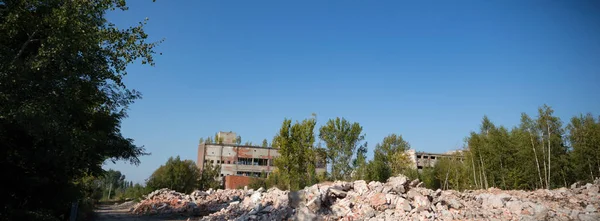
[238,158,253,165]
[217,160,220,164]
[256,158,268,166]
[227,161,230,164]
[220,174,223,177]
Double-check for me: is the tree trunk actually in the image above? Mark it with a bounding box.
[107,183,112,200]
[479,155,488,189]
[528,129,544,189]
[597,158,599,180]
[478,153,485,189]
[455,163,460,190]
[444,169,450,190]
[547,124,551,189]
[540,136,548,189]
[501,160,507,189]
[562,169,567,187]
[589,159,594,181]
[471,154,478,188]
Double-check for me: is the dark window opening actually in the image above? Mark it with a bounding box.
[238,158,252,165]
[256,158,268,166]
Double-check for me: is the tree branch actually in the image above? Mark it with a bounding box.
[12,31,39,64]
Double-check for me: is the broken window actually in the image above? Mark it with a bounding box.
[238,158,252,165]
[255,158,268,166]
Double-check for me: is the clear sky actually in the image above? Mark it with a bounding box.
[103,1,600,184]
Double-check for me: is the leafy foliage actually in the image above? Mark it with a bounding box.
[0,0,160,220]
[319,117,366,181]
[567,114,600,183]
[366,134,412,182]
[199,161,222,190]
[272,116,318,190]
[352,144,369,180]
[461,105,582,190]
[147,156,202,194]
[101,169,126,200]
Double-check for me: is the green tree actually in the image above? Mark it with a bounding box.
[433,155,467,190]
[367,134,411,182]
[0,0,159,219]
[199,162,222,190]
[518,113,545,189]
[262,139,269,147]
[102,169,126,199]
[319,117,366,181]
[147,156,202,194]
[272,116,317,190]
[536,105,568,188]
[352,144,369,180]
[206,136,214,143]
[462,105,571,190]
[123,183,150,201]
[236,135,242,145]
[567,113,600,183]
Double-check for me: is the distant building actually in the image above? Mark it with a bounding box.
[216,131,237,144]
[405,149,464,170]
[197,132,326,188]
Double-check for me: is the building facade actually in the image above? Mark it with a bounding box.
[405,149,464,170]
[197,132,326,180]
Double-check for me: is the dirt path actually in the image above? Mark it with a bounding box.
[94,205,197,221]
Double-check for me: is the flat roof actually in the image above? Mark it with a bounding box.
[204,143,277,150]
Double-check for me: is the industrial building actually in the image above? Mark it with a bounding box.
[197,132,326,188]
[404,149,464,170]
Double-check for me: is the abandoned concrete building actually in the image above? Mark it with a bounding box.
[197,132,326,188]
[405,149,464,170]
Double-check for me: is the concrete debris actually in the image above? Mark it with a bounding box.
[131,175,600,220]
[130,188,245,215]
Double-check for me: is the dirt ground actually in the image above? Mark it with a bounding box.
[94,205,198,221]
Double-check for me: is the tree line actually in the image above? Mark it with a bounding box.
[250,115,417,190]
[433,105,600,191]
[250,105,599,192]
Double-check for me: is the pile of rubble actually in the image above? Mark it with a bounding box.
[130,176,600,220]
[200,176,599,221]
[130,188,245,215]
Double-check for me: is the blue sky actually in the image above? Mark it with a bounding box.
[103,1,600,184]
